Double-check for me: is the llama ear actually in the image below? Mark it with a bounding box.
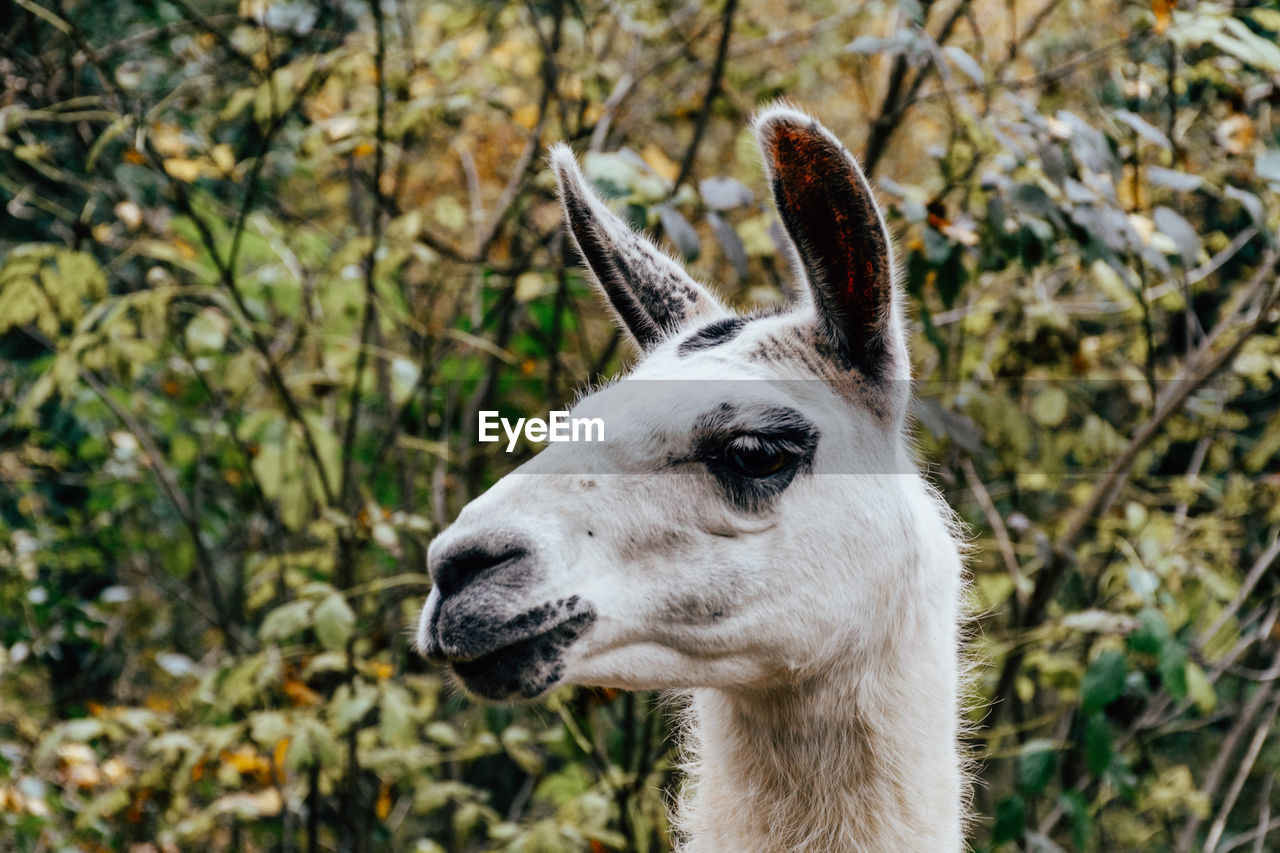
[550,143,727,351]
[754,105,902,380]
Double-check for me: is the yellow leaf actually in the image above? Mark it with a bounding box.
[1186,662,1217,714]
[144,694,172,712]
[239,0,267,22]
[210,143,235,175]
[114,201,143,230]
[220,745,273,785]
[1216,113,1254,156]
[512,103,540,130]
[150,123,189,158]
[641,144,680,183]
[1152,0,1172,34]
[273,739,289,783]
[101,757,129,785]
[283,678,322,707]
[375,782,392,820]
[1030,388,1069,427]
[163,157,205,183]
[431,196,467,231]
[325,116,359,141]
[220,745,263,774]
[514,271,547,302]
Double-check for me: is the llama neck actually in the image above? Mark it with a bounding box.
[676,605,963,852]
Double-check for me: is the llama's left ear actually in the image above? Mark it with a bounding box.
[754,105,904,381]
[550,143,727,351]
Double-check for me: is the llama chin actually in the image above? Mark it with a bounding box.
[414,103,969,853]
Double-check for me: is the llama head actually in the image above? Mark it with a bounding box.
[414,105,938,701]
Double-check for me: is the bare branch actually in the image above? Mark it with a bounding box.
[671,0,738,194]
[991,250,1280,721]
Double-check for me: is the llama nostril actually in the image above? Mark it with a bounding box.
[430,539,530,599]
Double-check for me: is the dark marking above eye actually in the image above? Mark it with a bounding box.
[677,317,747,357]
[687,402,821,513]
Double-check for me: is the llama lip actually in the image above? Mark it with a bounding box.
[449,611,597,700]
[435,595,589,662]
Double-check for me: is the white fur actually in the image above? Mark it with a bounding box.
[417,105,969,852]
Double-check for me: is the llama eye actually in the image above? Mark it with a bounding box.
[723,436,795,478]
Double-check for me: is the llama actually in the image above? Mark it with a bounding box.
[415,105,968,852]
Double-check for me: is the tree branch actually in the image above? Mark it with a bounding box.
[672,0,738,194]
[990,250,1280,722]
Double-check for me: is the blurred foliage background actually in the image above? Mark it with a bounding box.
[2,0,1280,850]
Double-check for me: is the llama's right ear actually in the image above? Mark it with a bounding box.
[754,106,904,382]
[550,144,727,351]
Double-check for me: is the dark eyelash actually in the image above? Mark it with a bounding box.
[702,432,816,512]
[683,404,820,512]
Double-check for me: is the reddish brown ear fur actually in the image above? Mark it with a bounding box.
[757,109,894,378]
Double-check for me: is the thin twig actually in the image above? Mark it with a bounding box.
[991,251,1280,721]
[1217,815,1280,853]
[1200,535,1280,651]
[24,326,245,650]
[1204,696,1280,852]
[671,0,738,194]
[1251,775,1273,853]
[960,457,1026,604]
[1175,642,1280,853]
[338,0,390,510]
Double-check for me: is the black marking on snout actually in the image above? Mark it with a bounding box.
[677,316,747,357]
[430,536,531,599]
[439,595,579,661]
[451,608,597,701]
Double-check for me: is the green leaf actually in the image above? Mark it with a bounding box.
[379,682,417,747]
[1081,649,1126,712]
[992,795,1026,844]
[313,592,355,651]
[330,681,377,731]
[1058,789,1092,849]
[501,724,544,775]
[1186,662,1217,714]
[1127,608,1169,656]
[260,599,312,642]
[184,307,229,354]
[74,787,132,830]
[1158,638,1189,701]
[897,0,924,24]
[288,717,341,770]
[302,412,341,508]
[249,711,290,748]
[1084,712,1113,775]
[1017,739,1058,796]
[1030,388,1069,427]
[583,151,668,201]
